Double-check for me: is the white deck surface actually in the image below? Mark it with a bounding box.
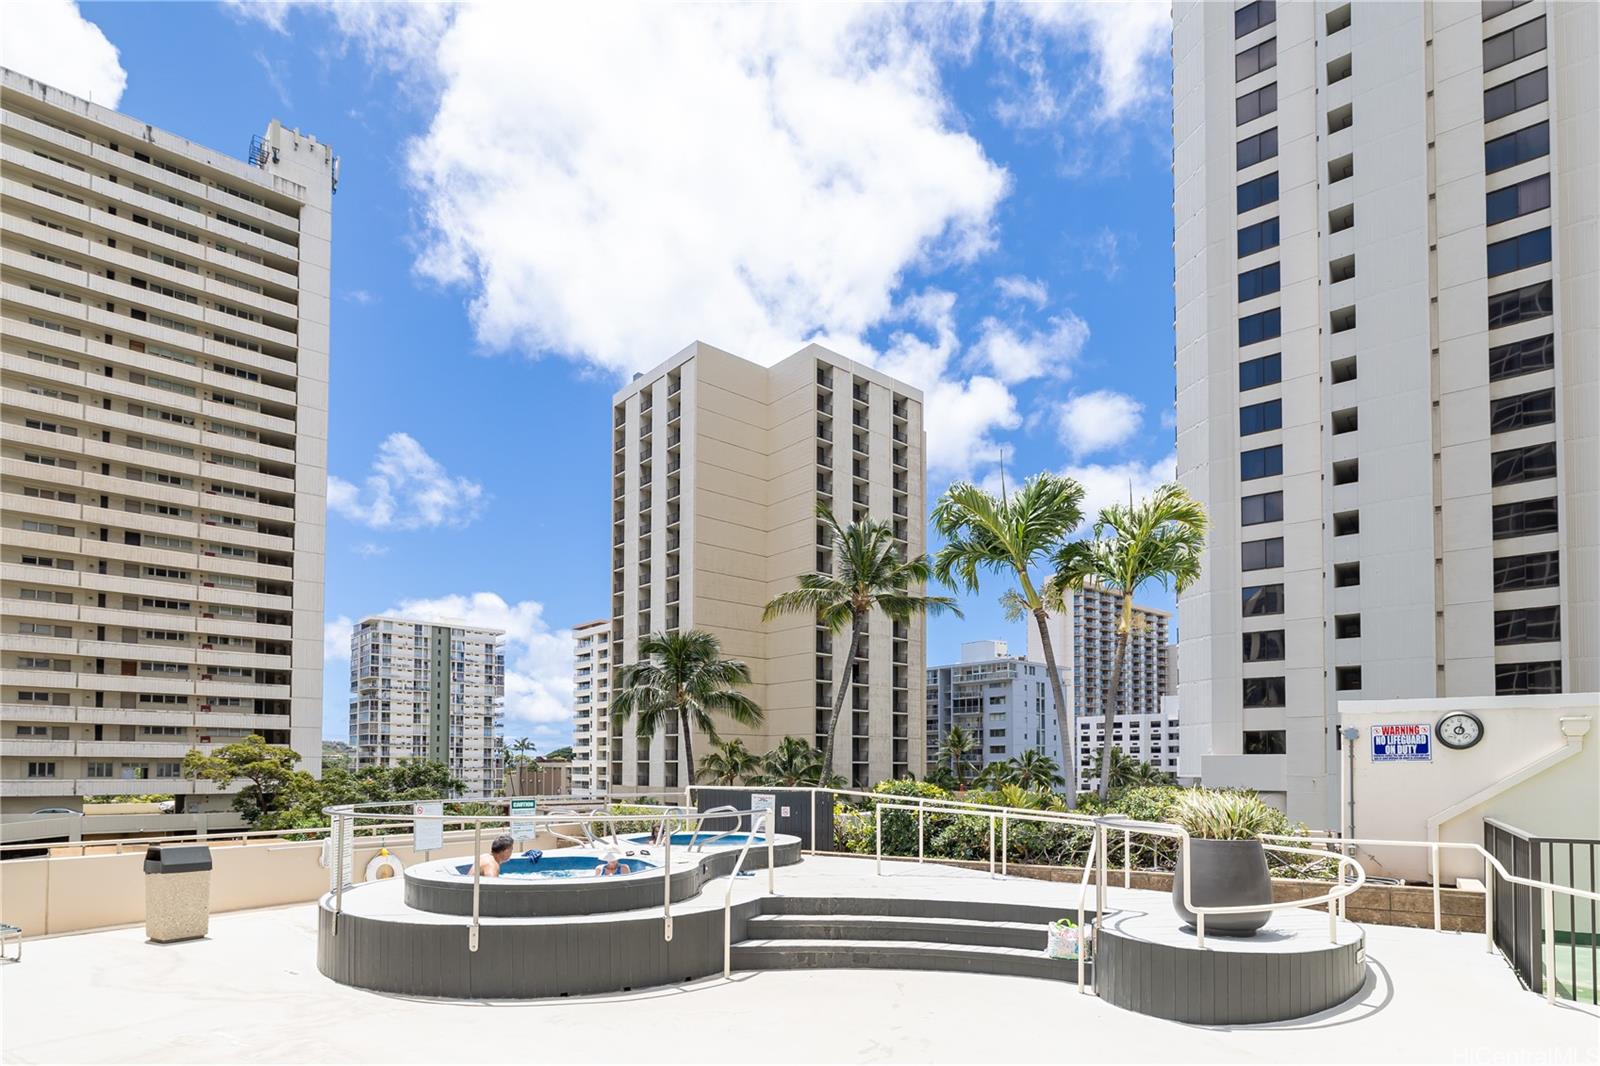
[4,855,1597,1064]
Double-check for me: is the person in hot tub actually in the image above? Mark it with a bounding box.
[477,834,514,877]
[595,849,626,877]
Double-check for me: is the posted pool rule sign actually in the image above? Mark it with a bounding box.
[413,800,443,853]
[510,798,538,842]
[1371,723,1432,762]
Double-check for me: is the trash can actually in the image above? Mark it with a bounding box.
[143,844,213,943]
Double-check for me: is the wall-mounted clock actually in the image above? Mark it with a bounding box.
[1436,712,1484,750]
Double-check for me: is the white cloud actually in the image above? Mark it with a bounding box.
[1057,389,1144,458]
[328,432,486,530]
[323,615,354,664]
[995,1,1171,124]
[994,275,1049,308]
[351,542,388,558]
[1063,453,1176,522]
[1,0,127,108]
[970,312,1089,385]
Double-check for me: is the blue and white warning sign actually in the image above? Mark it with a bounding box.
[1371,723,1431,762]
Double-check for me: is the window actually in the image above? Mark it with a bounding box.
[1241,490,1283,525]
[1237,172,1279,212]
[1494,606,1560,645]
[1484,68,1547,122]
[1487,228,1550,277]
[1242,630,1286,662]
[1489,388,1555,433]
[1243,676,1286,708]
[1483,0,1532,17]
[1488,281,1553,328]
[1490,441,1556,485]
[1483,16,1545,71]
[1236,127,1279,169]
[155,762,183,779]
[1333,510,1360,536]
[1496,660,1560,695]
[1238,262,1280,301]
[1242,584,1285,616]
[1334,561,1361,587]
[1239,308,1281,346]
[1489,334,1555,380]
[1493,497,1558,539]
[1235,0,1276,37]
[1241,445,1283,481]
[1242,537,1284,570]
[1335,614,1362,639]
[1493,551,1559,591]
[1239,399,1282,435]
[1238,217,1279,257]
[1235,83,1278,126]
[87,761,114,778]
[1236,37,1277,80]
[1485,121,1549,174]
[1335,666,1363,691]
[1239,353,1281,391]
[1486,174,1550,225]
[1243,730,1286,755]
[27,762,57,778]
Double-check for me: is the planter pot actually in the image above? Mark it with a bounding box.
[1171,838,1272,936]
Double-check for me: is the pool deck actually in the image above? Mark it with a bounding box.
[4,855,1597,1064]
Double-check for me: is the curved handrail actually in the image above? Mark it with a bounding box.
[688,805,742,851]
[722,810,771,978]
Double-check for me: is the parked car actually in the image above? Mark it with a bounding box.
[30,807,78,816]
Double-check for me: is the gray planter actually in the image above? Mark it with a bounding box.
[1171,838,1272,936]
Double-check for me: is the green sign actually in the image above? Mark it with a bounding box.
[510,798,538,841]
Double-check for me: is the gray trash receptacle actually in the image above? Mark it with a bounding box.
[143,844,213,942]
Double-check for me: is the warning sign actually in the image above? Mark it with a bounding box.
[1371,723,1431,762]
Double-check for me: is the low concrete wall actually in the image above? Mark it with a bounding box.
[837,853,1488,933]
[0,828,567,937]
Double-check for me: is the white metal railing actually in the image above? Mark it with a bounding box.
[722,810,776,978]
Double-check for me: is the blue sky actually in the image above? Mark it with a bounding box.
[10,1,1178,751]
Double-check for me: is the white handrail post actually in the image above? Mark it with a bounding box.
[766,811,775,895]
[988,814,996,879]
[1001,813,1009,877]
[664,830,674,942]
[917,799,925,864]
[1123,829,1131,889]
[875,802,883,878]
[1328,891,1337,943]
[1542,886,1555,1003]
[469,818,482,953]
[1431,843,1441,933]
[1483,854,1494,954]
[1077,832,1096,996]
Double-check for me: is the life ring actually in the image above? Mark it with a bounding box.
[364,848,405,881]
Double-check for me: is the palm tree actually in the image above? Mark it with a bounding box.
[756,736,830,787]
[764,506,960,786]
[697,737,761,785]
[932,474,1086,800]
[1106,748,1178,790]
[1049,482,1207,801]
[511,737,536,767]
[1011,749,1065,792]
[974,760,1014,789]
[610,630,764,790]
[935,725,980,790]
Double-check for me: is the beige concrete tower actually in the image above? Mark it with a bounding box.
[569,617,610,798]
[0,69,334,813]
[609,342,927,792]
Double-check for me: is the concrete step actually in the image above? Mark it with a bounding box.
[765,894,1083,927]
[732,938,1090,982]
[745,912,1048,951]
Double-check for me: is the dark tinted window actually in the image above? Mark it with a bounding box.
[1241,536,1284,570]
[1236,128,1279,169]
[1242,676,1286,708]
[1483,16,1545,71]
[1484,68,1548,122]
[1236,83,1278,125]
[1493,550,1560,591]
[1241,446,1282,481]
[1237,172,1280,212]
[1489,388,1555,433]
[1495,660,1561,695]
[1494,606,1561,645]
[1239,353,1281,390]
[1492,496,1558,539]
[1243,729,1286,754]
[1487,227,1551,276]
[1239,308,1281,346]
[1487,281,1552,328]
[1242,630,1286,662]
[1235,0,1276,38]
[1489,333,1555,380]
[1486,174,1550,224]
[1483,0,1532,17]
[1485,121,1549,174]
[1239,262,1280,300]
[1490,441,1556,485]
[1239,399,1282,435]
[1242,583,1284,616]
[1238,217,1280,256]
[1236,37,1277,80]
[1241,490,1283,525]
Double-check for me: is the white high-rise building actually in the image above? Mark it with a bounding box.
[610,341,926,793]
[1172,1,1597,826]
[348,617,505,798]
[570,617,610,798]
[1,69,334,813]
[1029,584,1175,721]
[925,640,1061,776]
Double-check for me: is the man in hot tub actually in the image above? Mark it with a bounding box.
[595,848,626,877]
[477,834,514,877]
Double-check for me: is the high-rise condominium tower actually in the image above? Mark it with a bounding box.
[1,69,334,813]
[570,617,611,798]
[608,342,926,792]
[1172,1,1597,826]
[924,640,1060,777]
[348,617,506,798]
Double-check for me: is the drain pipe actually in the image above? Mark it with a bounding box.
[1341,727,1359,859]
